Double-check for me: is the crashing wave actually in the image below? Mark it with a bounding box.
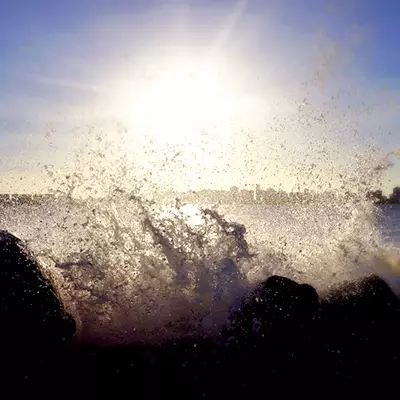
[0,184,399,345]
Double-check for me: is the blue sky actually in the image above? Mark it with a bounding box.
[0,0,399,194]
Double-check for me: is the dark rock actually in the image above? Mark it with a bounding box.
[322,274,400,316]
[63,274,400,396]
[1,230,400,398]
[223,275,320,346]
[216,275,321,394]
[320,274,400,382]
[0,231,76,348]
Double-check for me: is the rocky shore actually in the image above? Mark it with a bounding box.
[1,230,399,398]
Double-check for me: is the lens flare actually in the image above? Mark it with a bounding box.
[115,61,234,145]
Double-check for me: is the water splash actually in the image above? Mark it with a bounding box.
[0,88,398,346]
[0,163,397,346]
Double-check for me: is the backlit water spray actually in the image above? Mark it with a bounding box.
[0,38,399,345]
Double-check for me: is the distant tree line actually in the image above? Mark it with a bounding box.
[0,193,54,205]
[366,187,400,205]
[0,185,399,206]
[178,185,400,206]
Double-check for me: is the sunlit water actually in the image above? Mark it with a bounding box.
[378,205,400,249]
[0,193,399,345]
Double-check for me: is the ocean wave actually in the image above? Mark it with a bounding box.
[1,188,399,345]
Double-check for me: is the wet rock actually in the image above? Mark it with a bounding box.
[223,275,320,346]
[0,231,76,348]
[216,275,321,393]
[322,274,400,316]
[1,233,400,399]
[321,273,400,345]
[66,274,400,397]
[319,274,400,382]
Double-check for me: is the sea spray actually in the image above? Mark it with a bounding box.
[0,179,394,345]
[0,105,398,345]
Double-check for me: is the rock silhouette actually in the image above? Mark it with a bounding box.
[0,231,77,397]
[0,231,399,398]
[0,231,76,347]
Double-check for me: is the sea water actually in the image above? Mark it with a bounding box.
[0,190,398,345]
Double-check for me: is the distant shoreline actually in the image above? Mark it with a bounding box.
[0,187,398,207]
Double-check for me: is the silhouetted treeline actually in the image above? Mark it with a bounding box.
[176,185,400,206]
[176,186,326,205]
[367,187,400,205]
[0,185,399,206]
[0,193,54,206]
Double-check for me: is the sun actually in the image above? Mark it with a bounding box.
[117,61,234,145]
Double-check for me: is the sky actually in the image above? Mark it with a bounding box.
[0,0,399,195]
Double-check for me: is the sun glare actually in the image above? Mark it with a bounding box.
[123,62,233,145]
